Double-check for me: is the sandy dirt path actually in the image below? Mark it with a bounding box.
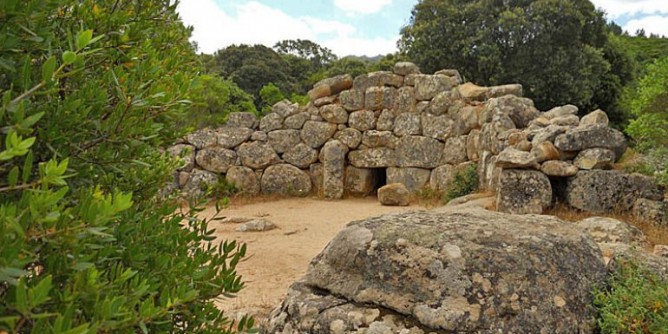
[204,197,426,319]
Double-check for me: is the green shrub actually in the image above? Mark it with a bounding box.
[443,164,479,203]
[203,178,238,199]
[186,75,257,129]
[0,0,252,332]
[594,260,668,333]
[258,83,285,116]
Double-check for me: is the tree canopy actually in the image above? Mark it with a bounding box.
[399,0,626,113]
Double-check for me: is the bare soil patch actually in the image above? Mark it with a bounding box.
[204,197,426,319]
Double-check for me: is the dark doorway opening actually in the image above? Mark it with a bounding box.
[371,168,387,195]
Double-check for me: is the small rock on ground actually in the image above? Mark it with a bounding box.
[235,218,277,232]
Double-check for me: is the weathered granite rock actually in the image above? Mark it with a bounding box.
[496,148,539,169]
[348,110,376,131]
[267,209,606,333]
[393,113,421,136]
[185,128,217,149]
[530,125,570,146]
[177,171,190,187]
[237,141,279,170]
[322,140,348,199]
[554,124,627,159]
[272,100,300,118]
[282,143,318,169]
[487,84,523,99]
[261,164,312,195]
[339,89,365,111]
[466,130,481,162]
[543,105,578,119]
[576,217,645,244]
[267,129,301,154]
[167,144,196,171]
[235,218,277,232]
[565,171,634,212]
[319,104,348,124]
[442,136,468,165]
[389,88,415,114]
[485,95,539,128]
[283,112,310,129]
[393,62,421,76]
[550,115,580,127]
[225,166,260,195]
[376,109,395,131]
[361,130,398,148]
[374,71,404,87]
[451,106,479,136]
[429,91,455,116]
[226,112,257,128]
[541,160,579,177]
[334,128,362,149]
[496,169,552,214]
[251,131,267,142]
[301,121,337,148]
[387,167,431,192]
[182,169,218,198]
[365,86,395,110]
[259,112,284,132]
[580,109,609,127]
[574,148,616,170]
[414,74,458,100]
[195,147,237,173]
[310,75,352,100]
[421,113,452,140]
[349,148,397,168]
[655,245,668,258]
[310,163,323,197]
[377,183,410,206]
[429,164,454,191]
[396,136,443,168]
[531,141,560,163]
[344,167,377,196]
[457,82,489,102]
[633,198,668,226]
[314,96,336,108]
[217,127,253,149]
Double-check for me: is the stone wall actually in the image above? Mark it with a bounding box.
[167,62,667,218]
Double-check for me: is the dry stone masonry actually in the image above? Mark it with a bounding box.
[168,62,667,220]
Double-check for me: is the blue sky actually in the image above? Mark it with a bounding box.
[178,0,668,57]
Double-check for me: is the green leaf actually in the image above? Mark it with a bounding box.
[139,322,148,334]
[8,166,19,186]
[29,276,52,307]
[22,150,33,183]
[62,51,77,65]
[20,111,45,128]
[76,30,93,50]
[41,56,57,82]
[16,279,29,314]
[18,137,36,150]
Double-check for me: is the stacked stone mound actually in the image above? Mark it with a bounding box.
[166,61,667,220]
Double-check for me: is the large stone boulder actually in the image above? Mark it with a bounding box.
[554,124,627,159]
[365,86,395,110]
[633,198,668,226]
[301,121,337,148]
[259,112,284,132]
[496,169,552,214]
[266,209,606,333]
[377,183,410,206]
[167,144,195,172]
[576,217,645,245]
[225,166,260,195]
[413,74,458,100]
[267,129,301,154]
[483,95,539,128]
[322,140,348,199]
[334,128,363,149]
[225,112,257,128]
[348,110,376,131]
[344,167,377,196]
[393,113,422,136]
[282,143,318,169]
[361,130,397,148]
[237,141,279,170]
[442,136,468,165]
[319,104,348,124]
[217,127,253,149]
[194,147,237,173]
[396,136,443,168]
[182,169,219,198]
[386,167,431,192]
[574,148,616,170]
[563,170,665,212]
[185,128,217,149]
[261,164,312,195]
[496,148,539,169]
[349,148,397,168]
[339,89,364,111]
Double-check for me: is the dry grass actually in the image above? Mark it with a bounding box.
[545,202,668,248]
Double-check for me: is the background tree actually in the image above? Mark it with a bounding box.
[0,0,251,332]
[399,0,625,116]
[274,39,337,69]
[186,75,256,129]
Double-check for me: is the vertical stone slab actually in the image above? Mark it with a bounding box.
[322,140,349,199]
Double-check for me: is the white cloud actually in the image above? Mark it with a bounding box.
[177,0,396,56]
[623,15,668,37]
[333,0,393,14]
[590,0,668,19]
